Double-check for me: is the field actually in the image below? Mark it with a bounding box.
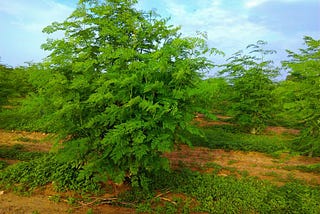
[1,120,320,214]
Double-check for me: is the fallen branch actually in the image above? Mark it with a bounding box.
[75,197,117,208]
[154,190,171,199]
[160,197,177,205]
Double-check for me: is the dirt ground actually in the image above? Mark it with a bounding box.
[165,145,320,186]
[0,191,134,214]
[0,127,319,213]
[0,130,52,152]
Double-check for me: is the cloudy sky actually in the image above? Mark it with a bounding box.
[0,0,319,71]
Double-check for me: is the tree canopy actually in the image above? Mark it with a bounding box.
[219,41,279,134]
[0,63,33,108]
[279,36,320,156]
[34,0,218,187]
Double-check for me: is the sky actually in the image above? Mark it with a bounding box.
[0,0,319,76]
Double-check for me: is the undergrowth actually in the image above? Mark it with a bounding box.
[119,169,320,213]
[0,155,101,194]
[2,157,320,213]
[0,108,56,132]
[190,125,293,155]
[0,144,45,161]
[0,129,319,213]
[0,160,8,170]
[283,164,320,174]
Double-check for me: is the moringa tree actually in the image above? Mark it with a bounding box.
[219,41,279,134]
[0,63,33,108]
[280,36,320,156]
[36,0,219,188]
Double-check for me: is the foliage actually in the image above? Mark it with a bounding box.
[0,63,32,108]
[0,144,45,161]
[0,63,33,108]
[219,41,279,134]
[0,63,14,106]
[0,108,35,131]
[278,36,320,157]
[283,163,320,174]
[0,155,100,193]
[0,63,40,131]
[197,77,230,114]
[120,168,320,213]
[20,0,220,188]
[0,160,8,170]
[0,63,64,132]
[187,125,290,155]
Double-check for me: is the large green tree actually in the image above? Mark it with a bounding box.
[220,41,279,134]
[36,0,217,187]
[280,36,320,156]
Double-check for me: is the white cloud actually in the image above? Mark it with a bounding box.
[0,0,74,65]
[244,0,307,8]
[244,0,269,8]
[0,0,73,33]
[162,0,282,54]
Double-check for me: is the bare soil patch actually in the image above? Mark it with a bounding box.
[165,144,320,186]
[0,191,134,214]
[194,115,232,126]
[265,126,300,135]
[0,129,52,152]
[195,114,300,135]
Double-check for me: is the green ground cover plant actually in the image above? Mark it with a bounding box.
[188,125,291,155]
[0,144,45,162]
[283,164,320,174]
[2,155,320,213]
[119,169,320,213]
[0,160,8,170]
[0,155,100,194]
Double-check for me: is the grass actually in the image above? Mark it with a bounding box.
[3,156,319,213]
[16,137,40,143]
[0,155,102,194]
[119,168,320,214]
[283,164,320,174]
[0,133,92,194]
[0,160,9,170]
[227,159,239,165]
[264,171,281,178]
[188,125,293,156]
[0,144,45,162]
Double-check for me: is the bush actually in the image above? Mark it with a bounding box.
[0,155,100,193]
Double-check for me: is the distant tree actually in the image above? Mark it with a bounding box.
[279,36,320,156]
[0,63,32,108]
[33,0,219,188]
[0,63,14,107]
[219,41,279,134]
[197,77,230,114]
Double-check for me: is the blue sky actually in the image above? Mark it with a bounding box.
[0,0,319,72]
